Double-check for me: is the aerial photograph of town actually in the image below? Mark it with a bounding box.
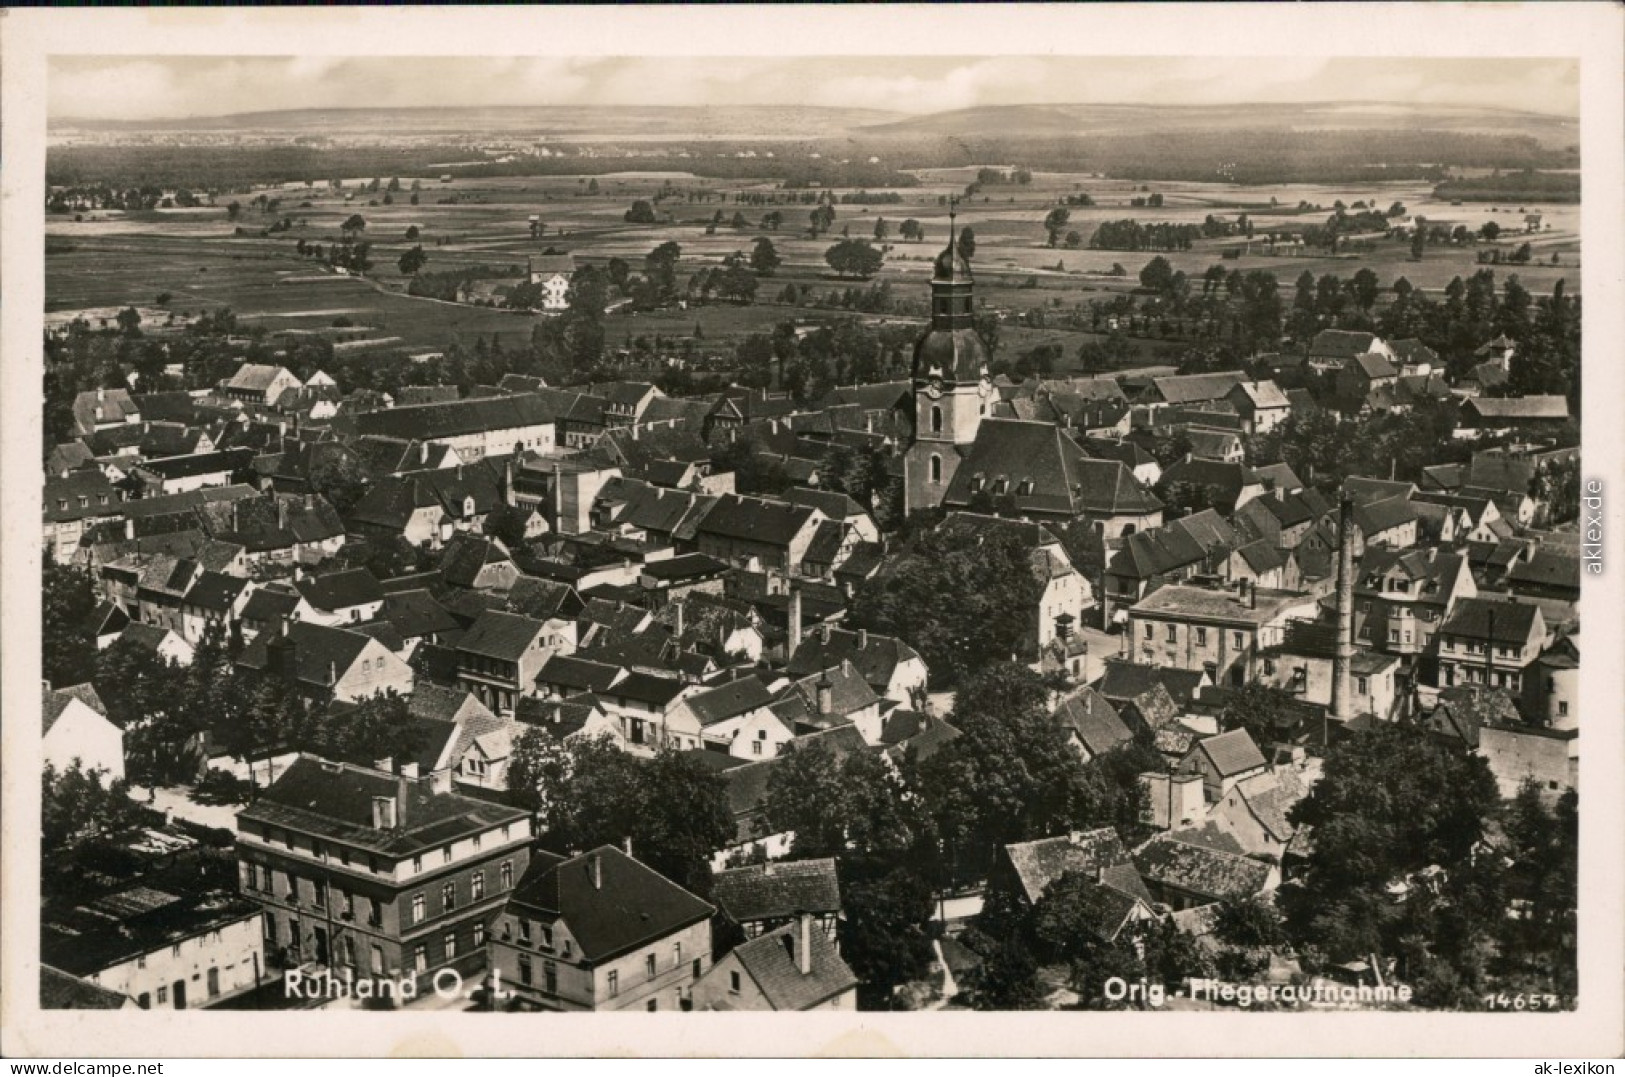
[34,50,1583,1023]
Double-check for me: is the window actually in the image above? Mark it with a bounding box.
[519,919,532,945]
[1389,628,1400,643]
[1263,658,1275,677]
[413,946,427,974]
[502,824,512,842]
[471,833,481,851]
[501,861,514,889]
[674,942,682,967]
[1143,623,1153,641]
[371,946,384,975]
[1233,632,1244,650]
[411,894,426,924]
[441,881,457,912]
[1356,675,1369,695]
[473,922,485,949]
[471,871,485,901]
[729,970,741,994]
[444,932,458,961]
[443,845,454,865]
[138,993,151,1009]
[157,986,168,1005]
[543,961,556,994]
[412,855,423,874]
[648,999,659,1012]
[930,405,943,434]
[929,455,942,484]
[518,955,533,986]
[646,953,658,981]
[1165,625,1177,644]
[339,847,350,867]
[340,891,354,919]
[1195,627,1208,646]
[607,970,619,998]
[285,830,295,850]
[313,879,327,907]
[1558,701,1569,718]
[752,740,762,756]
[562,940,572,958]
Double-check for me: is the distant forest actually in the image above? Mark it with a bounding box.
[1431,170,1580,204]
[46,128,1575,192]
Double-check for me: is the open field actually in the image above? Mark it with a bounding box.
[46,168,1581,363]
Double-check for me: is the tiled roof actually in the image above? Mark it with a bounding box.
[507,845,713,963]
[378,588,460,640]
[1193,728,1267,778]
[1148,372,1246,405]
[1308,329,1382,360]
[1002,828,1135,905]
[295,567,383,612]
[1053,688,1132,757]
[40,966,131,1010]
[785,626,921,692]
[237,621,380,687]
[696,493,818,546]
[458,610,546,662]
[687,676,776,727]
[712,858,842,923]
[730,920,859,1010]
[1465,395,1569,421]
[238,757,526,858]
[353,392,566,441]
[1440,596,1543,645]
[1134,831,1272,902]
[942,419,1161,518]
[1097,662,1206,708]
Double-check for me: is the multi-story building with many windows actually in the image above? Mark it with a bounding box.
[235,757,532,992]
[488,845,713,1012]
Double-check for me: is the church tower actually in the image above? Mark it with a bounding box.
[904,203,993,514]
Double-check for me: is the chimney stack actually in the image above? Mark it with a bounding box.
[787,587,803,658]
[798,912,812,976]
[400,761,419,780]
[816,672,833,716]
[504,457,517,508]
[420,441,429,466]
[821,623,831,645]
[673,599,685,640]
[396,774,410,828]
[857,628,867,650]
[371,795,397,830]
[1331,497,1356,722]
[590,852,603,890]
[1484,607,1496,688]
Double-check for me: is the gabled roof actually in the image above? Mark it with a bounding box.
[1348,352,1398,380]
[1134,831,1272,901]
[507,845,713,963]
[1190,728,1267,778]
[1505,548,1580,592]
[1001,828,1135,905]
[712,858,842,924]
[353,392,567,442]
[1147,371,1246,405]
[44,684,113,735]
[687,676,776,727]
[1054,687,1132,757]
[40,966,132,1010]
[1343,476,1416,505]
[458,610,548,662]
[224,363,298,393]
[1440,596,1544,645]
[378,588,461,640]
[1354,496,1418,536]
[784,660,880,724]
[237,620,384,687]
[294,567,384,612]
[1097,661,1208,708]
[1464,396,1570,421]
[1308,329,1382,360]
[784,626,922,692]
[1229,379,1290,411]
[695,493,819,547]
[727,920,859,1010]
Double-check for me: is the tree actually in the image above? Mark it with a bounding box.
[749,236,781,276]
[404,225,420,240]
[43,555,99,689]
[848,525,1043,688]
[587,178,600,195]
[1351,267,1381,312]
[957,226,976,260]
[309,691,418,766]
[1479,220,1501,242]
[1139,255,1175,295]
[824,238,884,280]
[42,761,142,862]
[1410,229,1426,261]
[643,241,683,305]
[899,218,922,243]
[342,213,367,238]
[841,867,937,1008]
[397,245,428,277]
[226,201,241,221]
[1043,206,1071,247]
[872,217,889,242]
[1284,722,1501,963]
[1217,682,1299,746]
[624,200,657,224]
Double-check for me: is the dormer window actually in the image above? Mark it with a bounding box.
[1016,479,1034,496]
[993,478,1009,495]
[463,496,476,517]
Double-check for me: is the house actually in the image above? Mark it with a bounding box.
[784,486,880,545]
[1210,767,1309,859]
[1335,352,1399,408]
[1224,380,1291,436]
[1156,458,1266,517]
[1437,597,1548,693]
[292,568,386,627]
[1503,548,1580,604]
[1102,510,1237,623]
[692,494,827,577]
[1178,728,1268,801]
[692,916,857,1011]
[71,387,142,436]
[783,625,927,706]
[1133,828,1278,909]
[1351,496,1420,552]
[1127,580,1319,687]
[117,622,196,667]
[43,469,124,559]
[488,846,713,1012]
[710,858,842,944]
[1096,660,1212,714]
[236,757,533,989]
[1053,687,1134,762]
[351,393,562,461]
[678,676,795,760]
[988,829,1156,941]
[1185,426,1245,465]
[1389,339,1440,376]
[1478,724,1577,803]
[515,693,627,753]
[1231,486,1332,552]
[658,593,766,664]
[1306,330,1392,375]
[129,449,253,497]
[1258,620,1404,721]
[524,253,576,311]
[456,610,566,715]
[1457,396,1571,437]
[40,887,265,1010]
[1522,634,1579,730]
[44,684,124,780]
[39,967,138,1011]
[237,620,414,702]
[779,660,884,743]
[1139,371,1248,414]
[219,363,303,408]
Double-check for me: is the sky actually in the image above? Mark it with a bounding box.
[48,56,1579,123]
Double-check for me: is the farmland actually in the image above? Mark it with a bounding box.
[45,109,1582,378]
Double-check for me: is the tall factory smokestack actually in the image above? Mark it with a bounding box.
[1331,497,1356,722]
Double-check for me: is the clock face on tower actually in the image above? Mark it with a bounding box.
[926,376,944,399]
